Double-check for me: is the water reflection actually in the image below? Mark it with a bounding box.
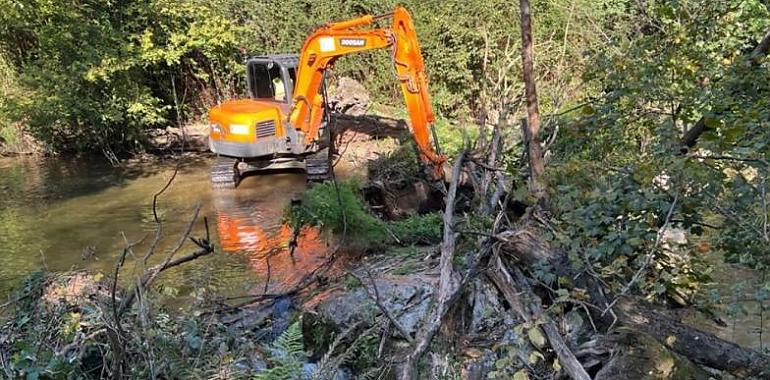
[212,192,328,294]
[0,156,327,302]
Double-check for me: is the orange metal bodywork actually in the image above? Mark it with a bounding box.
[208,7,446,173]
[209,99,287,143]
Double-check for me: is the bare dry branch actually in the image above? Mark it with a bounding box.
[348,270,414,343]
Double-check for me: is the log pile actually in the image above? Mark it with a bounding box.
[389,121,770,379]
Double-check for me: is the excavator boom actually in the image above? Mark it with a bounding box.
[289,7,446,172]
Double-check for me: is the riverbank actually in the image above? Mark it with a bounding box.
[2,83,770,379]
[3,145,769,379]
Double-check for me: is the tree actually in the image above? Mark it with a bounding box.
[518,0,547,203]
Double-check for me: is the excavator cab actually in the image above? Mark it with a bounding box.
[208,53,331,188]
[246,55,298,104]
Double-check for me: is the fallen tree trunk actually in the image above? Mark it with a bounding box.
[496,223,770,378]
[616,299,770,378]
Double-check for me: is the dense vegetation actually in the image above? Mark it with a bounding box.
[1,0,770,378]
[0,0,614,154]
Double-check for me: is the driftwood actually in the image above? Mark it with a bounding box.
[487,257,592,380]
[496,222,770,378]
[400,152,466,379]
[616,299,770,378]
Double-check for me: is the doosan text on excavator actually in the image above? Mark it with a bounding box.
[207,7,446,188]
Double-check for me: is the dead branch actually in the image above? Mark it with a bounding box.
[480,125,502,209]
[400,152,465,379]
[348,269,414,343]
[117,210,214,316]
[487,257,591,380]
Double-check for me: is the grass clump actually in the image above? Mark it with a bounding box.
[286,180,442,248]
[288,180,386,246]
[389,213,443,245]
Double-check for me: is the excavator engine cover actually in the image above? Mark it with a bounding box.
[208,54,304,158]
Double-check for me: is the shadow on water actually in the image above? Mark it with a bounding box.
[0,155,329,305]
[0,155,210,208]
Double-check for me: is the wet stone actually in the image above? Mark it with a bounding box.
[305,274,435,336]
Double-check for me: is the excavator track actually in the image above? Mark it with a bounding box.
[210,156,240,189]
[305,148,331,184]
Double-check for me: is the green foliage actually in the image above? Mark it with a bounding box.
[255,321,306,380]
[288,180,385,245]
[0,0,245,154]
[433,118,477,157]
[286,180,442,247]
[542,0,770,307]
[0,0,617,153]
[548,162,710,298]
[0,51,22,150]
[367,142,421,184]
[389,213,443,245]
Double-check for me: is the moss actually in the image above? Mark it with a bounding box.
[595,329,709,380]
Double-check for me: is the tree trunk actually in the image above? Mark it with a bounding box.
[617,299,770,378]
[519,0,546,202]
[496,227,770,378]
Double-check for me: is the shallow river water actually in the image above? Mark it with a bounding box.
[0,155,767,351]
[0,155,328,304]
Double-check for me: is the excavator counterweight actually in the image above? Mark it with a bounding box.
[207,7,446,188]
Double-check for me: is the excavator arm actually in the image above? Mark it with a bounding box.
[289,7,447,175]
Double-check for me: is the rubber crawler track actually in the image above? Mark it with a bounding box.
[210,156,240,189]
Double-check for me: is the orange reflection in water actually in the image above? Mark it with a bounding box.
[215,203,329,294]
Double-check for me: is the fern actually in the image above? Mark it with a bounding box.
[310,323,361,380]
[254,322,306,380]
[358,366,387,380]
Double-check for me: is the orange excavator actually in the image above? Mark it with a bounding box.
[207,7,446,188]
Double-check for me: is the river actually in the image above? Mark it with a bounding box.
[0,155,328,305]
[0,155,767,351]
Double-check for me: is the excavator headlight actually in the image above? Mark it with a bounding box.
[229,124,250,135]
[209,123,222,133]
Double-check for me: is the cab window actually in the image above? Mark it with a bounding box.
[247,61,287,101]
